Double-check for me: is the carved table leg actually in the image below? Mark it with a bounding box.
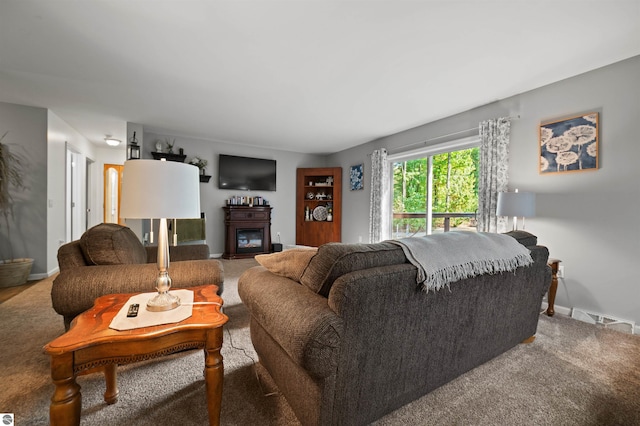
[103,363,119,404]
[50,352,81,426]
[204,328,224,426]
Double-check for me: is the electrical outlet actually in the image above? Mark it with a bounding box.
[557,265,565,279]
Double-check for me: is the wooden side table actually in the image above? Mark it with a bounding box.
[546,258,561,316]
[43,285,228,426]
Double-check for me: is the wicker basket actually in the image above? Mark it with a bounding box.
[0,258,34,288]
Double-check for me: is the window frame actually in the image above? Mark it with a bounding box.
[388,136,480,236]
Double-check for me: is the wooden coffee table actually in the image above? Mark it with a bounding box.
[44,285,228,426]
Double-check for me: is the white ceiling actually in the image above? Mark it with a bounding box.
[1,1,638,154]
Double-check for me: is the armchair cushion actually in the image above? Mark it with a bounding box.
[80,223,147,265]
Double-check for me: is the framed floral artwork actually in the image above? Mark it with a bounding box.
[350,164,363,190]
[539,112,598,174]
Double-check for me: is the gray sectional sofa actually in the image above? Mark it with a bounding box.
[238,231,551,425]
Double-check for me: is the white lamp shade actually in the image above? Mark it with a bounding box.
[120,160,201,219]
[496,191,536,217]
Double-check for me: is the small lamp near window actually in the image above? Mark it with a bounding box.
[128,131,140,160]
[496,189,535,231]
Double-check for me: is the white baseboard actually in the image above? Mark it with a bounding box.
[29,266,59,281]
[541,301,638,335]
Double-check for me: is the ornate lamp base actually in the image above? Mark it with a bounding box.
[146,291,181,312]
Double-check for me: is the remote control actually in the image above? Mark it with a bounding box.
[127,303,140,317]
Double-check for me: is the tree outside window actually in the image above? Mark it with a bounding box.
[392,146,479,237]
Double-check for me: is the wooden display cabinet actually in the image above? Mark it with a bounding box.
[296,167,342,247]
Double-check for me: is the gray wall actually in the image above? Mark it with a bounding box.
[139,131,325,255]
[1,101,120,277]
[0,102,48,274]
[329,55,640,326]
[47,110,109,275]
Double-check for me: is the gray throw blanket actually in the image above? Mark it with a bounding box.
[389,232,533,292]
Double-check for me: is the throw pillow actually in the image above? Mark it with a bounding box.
[80,223,147,265]
[255,247,318,282]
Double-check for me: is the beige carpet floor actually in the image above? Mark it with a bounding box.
[1,258,639,425]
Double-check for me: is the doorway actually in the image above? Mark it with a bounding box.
[104,164,124,225]
[66,144,86,242]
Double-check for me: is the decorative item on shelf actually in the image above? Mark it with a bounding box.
[226,195,269,206]
[326,176,334,185]
[190,157,208,173]
[189,156,208,176]
[127,131,140,160]
[0,131,34,287]
[120,160,201,312]
[313,205,328,221]
[155,140,163,153]
[326,206,333,222]
[165,138,176,154]
[315,192,326,200]
[305,205,311,221]
[307,192,315,200]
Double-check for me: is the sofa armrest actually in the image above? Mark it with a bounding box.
[145,244,210,262]
[57,240,88,271]
[52,259,223,325]
[238,266,343,379]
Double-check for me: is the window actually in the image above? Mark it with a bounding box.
[390,137,480,238]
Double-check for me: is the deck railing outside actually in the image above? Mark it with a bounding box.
[392,212,476,238]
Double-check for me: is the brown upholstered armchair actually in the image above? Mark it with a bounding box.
[52,223,224,330]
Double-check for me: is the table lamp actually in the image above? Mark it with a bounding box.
[120,159,201,311]
[496,189,535,231]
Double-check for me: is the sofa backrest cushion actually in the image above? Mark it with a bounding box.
[80,223,147,265]
[300,242,407,296]
[504,230,538,247]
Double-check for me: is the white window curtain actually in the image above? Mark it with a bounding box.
[477,117,511,233]
[369,148,390,243]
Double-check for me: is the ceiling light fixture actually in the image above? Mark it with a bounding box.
[104,135,121,146]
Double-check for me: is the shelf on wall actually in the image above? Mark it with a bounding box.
[151,152,187,162]
[200,175,211,183]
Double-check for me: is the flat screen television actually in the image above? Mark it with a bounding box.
[218,154,277,191]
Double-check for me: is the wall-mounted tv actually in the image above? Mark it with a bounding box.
[218,154,277,191]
